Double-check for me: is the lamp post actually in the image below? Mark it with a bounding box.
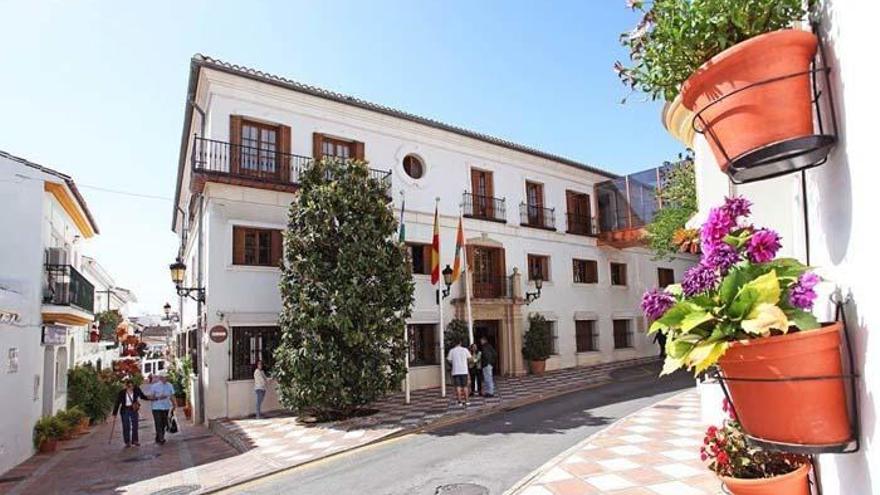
[525,276,543,304]
[168,258,204,302]
[441,265,454,299]
[168,257,205,424]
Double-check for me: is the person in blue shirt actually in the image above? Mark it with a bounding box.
[148,373,175,444]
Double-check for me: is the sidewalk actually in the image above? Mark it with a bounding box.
[507,390,721,495]
[0,357,656,495]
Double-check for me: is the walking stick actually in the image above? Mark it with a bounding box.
[108,414,117,445]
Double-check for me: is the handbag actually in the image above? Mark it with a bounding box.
[167,412,179,434]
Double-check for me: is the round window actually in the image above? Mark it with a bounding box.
[402,155,424,179]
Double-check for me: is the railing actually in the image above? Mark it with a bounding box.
[462,192,506,223]
[566,213,597,236]
[472,275,510,299]
[192,136,391,191]
[44,264,95,313]
[520,203,555,230]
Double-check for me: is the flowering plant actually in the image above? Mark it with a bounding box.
[702,399,808,479]
[642,196,821,374]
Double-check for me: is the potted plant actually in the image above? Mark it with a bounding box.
[702,400,811,495]
[33,416,65,453]
[522,314,553,375]
[616,0,818,169]
[642,196,850,445]
[56,407,89,436]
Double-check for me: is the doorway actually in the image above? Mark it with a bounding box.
[474,320,501,375]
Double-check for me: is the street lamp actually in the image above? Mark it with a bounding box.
[163,302,179,322]
[168,258,205,302]
[441,265,454,299]
[525,276,543,304]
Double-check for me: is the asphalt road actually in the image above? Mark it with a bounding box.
[225,364,693,495]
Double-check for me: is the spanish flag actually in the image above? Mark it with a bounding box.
[430,204,440,285]
[452,217,465,283]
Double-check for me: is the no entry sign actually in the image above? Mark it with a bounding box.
[209,325,228,343]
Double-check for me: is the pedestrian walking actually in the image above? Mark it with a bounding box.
[468,343,482,396]
[446,339,472,407]
[148,372,175,444]
[111,379,149,448]
[480,336,497,397]
[253,360,268,419]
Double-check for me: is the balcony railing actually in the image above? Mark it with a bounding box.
[463,192,506,223]
[472,275,511,299]
[566,213,597,236]
[192,136,391,191]
[520,203,556,230]
[44,264,95,313]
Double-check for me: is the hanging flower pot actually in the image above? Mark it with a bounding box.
[681,30,819,173]
[718,322,851,445]
[722,463,811,495]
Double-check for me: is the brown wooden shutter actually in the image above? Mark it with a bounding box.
[466,245,475,271]
[230,116,242,174]
[353,141,365,161]
[422,245,432,274]
[312,133,324,160]
[232,226,246,265]
[271,230,283,266]
[470,169,481,195]
[278,125,291,183]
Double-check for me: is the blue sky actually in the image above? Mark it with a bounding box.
[0,1,683,313]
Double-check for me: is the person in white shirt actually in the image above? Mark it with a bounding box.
[446,339,472,407]
[253,360,268,418]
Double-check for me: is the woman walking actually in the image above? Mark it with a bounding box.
[253,360,268,418]
[468,343,483,397]
[112,379,149,447]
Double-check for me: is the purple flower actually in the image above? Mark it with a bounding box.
[682,264,719,296]
[641,288,675,321]
[789,272,820,309]
[700,207,736,252]
[746,229,782,263]
[702,242,740,275]
[723,196,752,220]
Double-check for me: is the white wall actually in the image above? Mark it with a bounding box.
[691,2,879,492]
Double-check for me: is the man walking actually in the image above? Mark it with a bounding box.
[446,339,472,407]
[149,372,175,444]
[480,336,497,397]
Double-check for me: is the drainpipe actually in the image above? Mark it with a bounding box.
[187,97,207,424]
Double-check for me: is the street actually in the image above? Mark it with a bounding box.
[224,364,693,495]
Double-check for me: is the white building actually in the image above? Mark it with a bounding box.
[0,150,100,475]
[170,55,696,420]
[662,2,878,492]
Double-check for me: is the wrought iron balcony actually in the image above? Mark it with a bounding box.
[44,264,95,314]
[463,192,506,223]
[520,203,556,230]
[192,136,391,191]
[472,275,511,299]
[566,213,597,237]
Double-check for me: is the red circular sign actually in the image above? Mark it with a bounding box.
[209,325,228,343]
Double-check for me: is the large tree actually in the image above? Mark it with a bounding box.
[274,158,414,418]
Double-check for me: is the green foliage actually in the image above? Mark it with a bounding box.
[68,364,117,423]
[33,416,66,447]
[522,314,553,361]
[616,0,810,102]
[646,157,697,260]
[56,407,87,430]
[95,310,122,340]
[444,319,470,354]
[274,158,414,418]
[167,356,192,399]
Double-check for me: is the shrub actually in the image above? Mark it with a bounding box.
[33,416,66,448]
[444,319,470,354]
[167,357,192,399]
[56,407,87,430]
[615,0,810,102]
[95,309,122,340]
[522,314,553,361]
[68,365,116,423]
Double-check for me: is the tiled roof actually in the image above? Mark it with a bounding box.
[0,149,99,234]
[172,54,617,229]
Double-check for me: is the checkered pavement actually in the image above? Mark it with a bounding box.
[509,390,722,495]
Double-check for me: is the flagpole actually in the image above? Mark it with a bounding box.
[435,197,446,398]
[459,208,475,346]
[400,190,410,405]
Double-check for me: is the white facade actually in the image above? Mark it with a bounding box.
[172,58,696,420]
[0,150,99,475]
[690,2,878,492]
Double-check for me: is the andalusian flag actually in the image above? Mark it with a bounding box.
[452,217,465,282]
[398,194,406,243]
[430,204,440,285]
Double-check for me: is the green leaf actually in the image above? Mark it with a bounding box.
[719,269,747,305]
[649,301,695,333]
[689,342,730,375]
[729,270,781,320]
[680,311,714,332]
[660,355,685,376]
[788,309,820,331]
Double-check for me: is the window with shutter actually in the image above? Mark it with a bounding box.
[575,320,598,352]
[406,243,432,275]
[657,268,675,288]
[613,319,633,349]
[610,262,627,286]
[527,254,549,281]
[573,259,598,284]
[233,226,283,267]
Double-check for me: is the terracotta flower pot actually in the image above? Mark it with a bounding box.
[681,29,818,169]
[718,322,851,445]
[528,360,546,375]
[38,438,58,454]
[722,463,811,495]
[183,404,193,420]
[77,418,90,434]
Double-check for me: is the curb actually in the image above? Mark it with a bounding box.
[201,358,662,494]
